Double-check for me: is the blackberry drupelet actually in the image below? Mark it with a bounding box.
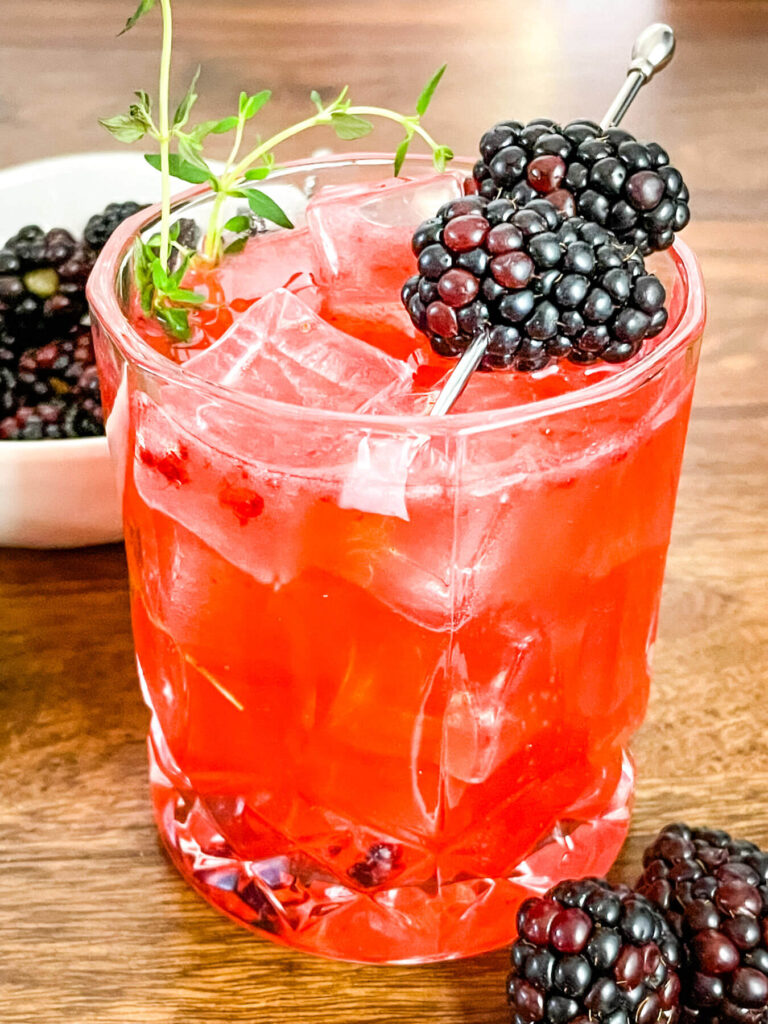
[471,118,689,255]
[508,879,682,1024]
[402,195,667,372]
[637,824,768,1024]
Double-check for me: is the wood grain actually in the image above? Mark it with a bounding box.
[1,2,767,1022]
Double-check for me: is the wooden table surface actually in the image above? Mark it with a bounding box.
[1,1,767,1021]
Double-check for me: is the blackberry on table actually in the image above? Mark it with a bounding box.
[402,194,667,372]
[508,879,681,1024]
[637,824,768,1024]
[471,118,689,255]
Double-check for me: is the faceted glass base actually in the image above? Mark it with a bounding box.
[150,736,634,964]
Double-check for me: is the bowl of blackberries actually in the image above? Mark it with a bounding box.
[0,152,164,547]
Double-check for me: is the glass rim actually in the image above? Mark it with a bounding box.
[87,151,707,437]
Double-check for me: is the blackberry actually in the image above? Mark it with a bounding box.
[0,200,144,440]
[0,202,144,347]
[347,842,403,888]
[0,226,96,343]
[637,824,768,1024]
[83,201,144,249]
[0,329,104,440]
[508,879,681,1024]
[237,879,279,934]
[403,195,667,372]
[471,118,690,255]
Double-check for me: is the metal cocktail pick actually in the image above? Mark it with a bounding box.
[600,24,676,129]
[429,23,677,417]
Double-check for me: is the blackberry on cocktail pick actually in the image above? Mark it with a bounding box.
[471,118,688,256]
[403,194,667,371]
[507,879,682,1024]
[471,24,686,256]
[637,823,768,1024]
[420,23,677,415]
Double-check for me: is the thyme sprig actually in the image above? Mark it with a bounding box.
[100,0,453,340]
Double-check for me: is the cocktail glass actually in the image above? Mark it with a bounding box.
[88,154,706,964]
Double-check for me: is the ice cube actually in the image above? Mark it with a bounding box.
[214,227,321,311]
[306,172,466,359]
[343,480,504,632]
[182,288,411,412]
[440,620,553,792]
[338,433,424,521]
[355,374,436,416]
[339,368,436,521]
[131,390,308,587]
[306,170,464,286]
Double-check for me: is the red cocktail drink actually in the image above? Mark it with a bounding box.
[89,155,705,963]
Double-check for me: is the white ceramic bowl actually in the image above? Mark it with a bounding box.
[0,151,171,548]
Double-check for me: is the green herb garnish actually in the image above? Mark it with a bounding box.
[101,0,453,340]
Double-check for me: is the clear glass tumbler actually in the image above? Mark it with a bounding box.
[88,155,706,964]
